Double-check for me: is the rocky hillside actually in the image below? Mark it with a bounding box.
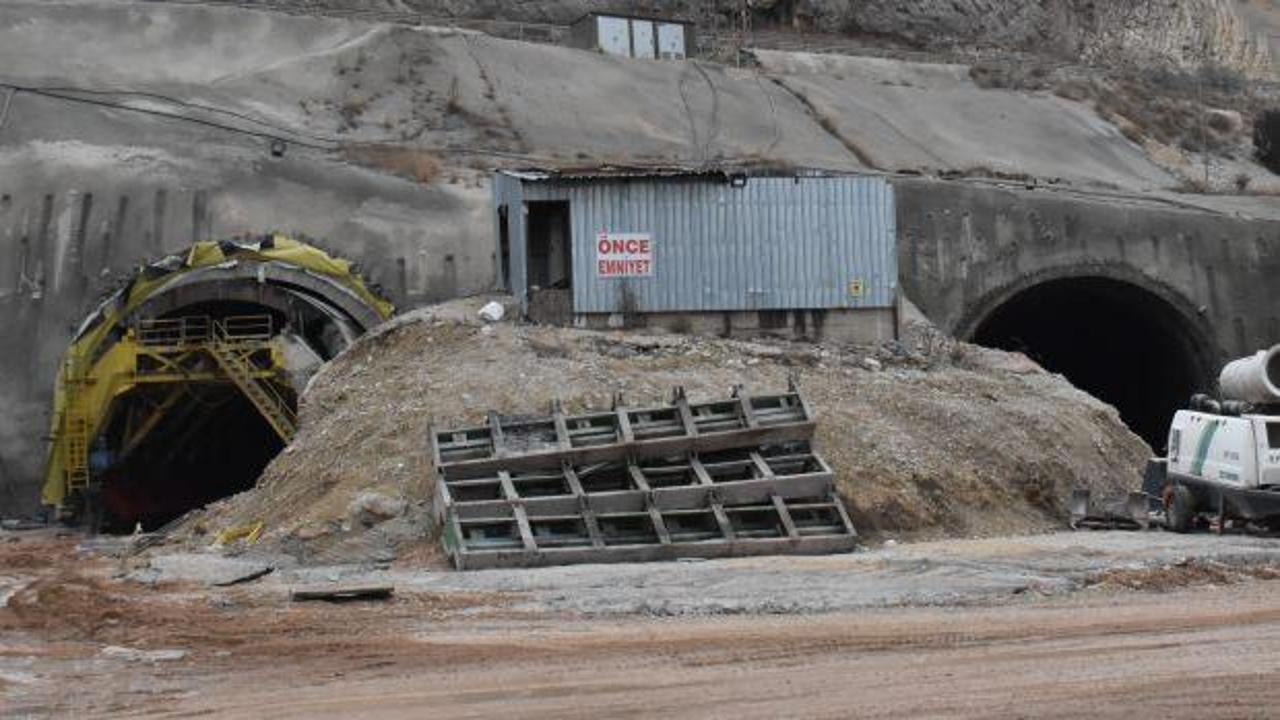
[193,0,1276,76]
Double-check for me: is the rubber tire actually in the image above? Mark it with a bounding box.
[1165,485,1196,533]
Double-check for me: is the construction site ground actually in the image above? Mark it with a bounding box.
[169,296,1153,567]
[4,527,1280,718]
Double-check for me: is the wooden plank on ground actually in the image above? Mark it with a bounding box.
[291,585,394,602]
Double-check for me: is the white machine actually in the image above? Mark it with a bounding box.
[1161,346,1280,532]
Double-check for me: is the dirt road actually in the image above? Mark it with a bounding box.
[14,582,1280,719]
[4,532,1280,718]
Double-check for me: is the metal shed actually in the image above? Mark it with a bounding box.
[567,12,694,60]
[493,168,899,342]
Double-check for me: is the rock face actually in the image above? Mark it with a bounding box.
[803,0,1270,74]
[243,0,1276,75]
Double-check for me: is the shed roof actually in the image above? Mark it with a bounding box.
[570,12,695,28]
[497,164,860,183]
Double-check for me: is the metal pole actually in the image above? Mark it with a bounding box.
[738,0,746,67]
[0,87,15,136]
[1199,69,1210,188]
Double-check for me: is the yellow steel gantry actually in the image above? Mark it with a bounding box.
[53,315,295,505]
[42,236,393,509]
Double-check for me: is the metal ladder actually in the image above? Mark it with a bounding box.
[64,415,90,494]
[209,321,298,443]
[59,350,93,495]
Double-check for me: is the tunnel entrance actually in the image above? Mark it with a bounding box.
[96,386,282,531]
[89,303,300,532]
[45,237,392,530]
[970,277,1210,450]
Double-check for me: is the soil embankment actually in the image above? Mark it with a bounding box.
[185,298,1151,561]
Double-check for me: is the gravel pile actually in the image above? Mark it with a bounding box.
[180,296,1151,564]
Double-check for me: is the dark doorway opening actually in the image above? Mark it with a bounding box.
[970,277,1209,450]
[525,201,572,291]
[498,205,511,291]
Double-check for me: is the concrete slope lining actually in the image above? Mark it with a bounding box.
[752,50,1178,191]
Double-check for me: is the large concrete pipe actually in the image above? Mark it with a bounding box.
[1219,345,1280,404]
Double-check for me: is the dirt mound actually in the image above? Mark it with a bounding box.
[1087,559,1280,592]
[180,297,1151,562]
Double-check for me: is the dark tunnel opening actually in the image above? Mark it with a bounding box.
[158,299,287,327]
[970,277,1209,451]
[89,297,306,532]
[97,388,284,531]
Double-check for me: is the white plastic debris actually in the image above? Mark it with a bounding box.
[101,646,188,662]
[478,301,505,323]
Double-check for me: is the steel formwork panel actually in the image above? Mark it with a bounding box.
[432,389,815,480]
[432,388,857,569]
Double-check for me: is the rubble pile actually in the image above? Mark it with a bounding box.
[183,297,1151,564]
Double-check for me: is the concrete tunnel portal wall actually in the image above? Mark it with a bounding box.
[959,269,1218,449]
[894,178,1280,452]
[48,241,391,530]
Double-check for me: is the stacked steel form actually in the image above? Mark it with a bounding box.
[431,386,857,569]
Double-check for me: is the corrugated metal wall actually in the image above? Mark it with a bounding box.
[500,173,897,315]
[491,172,527,305]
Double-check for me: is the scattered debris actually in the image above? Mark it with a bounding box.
[1068,489,1152,530]
[290,585,394,602]
[142,553,278,588]
[210,565,274,587]
[478,300,505,322]
[1,519,47,531]
[1086,558,1280,592]
[214,521,263,547]
[100,645,188,662]
[347,492,407,529]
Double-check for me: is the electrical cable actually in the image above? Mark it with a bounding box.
[0,80,569,164]
[0,81,337,150]
[17,84,341,144]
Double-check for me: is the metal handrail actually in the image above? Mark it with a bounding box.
[135,314,275,346]
[216,315,274,342]
[136,316,213,346]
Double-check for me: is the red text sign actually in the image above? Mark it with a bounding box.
[596,232,653,278]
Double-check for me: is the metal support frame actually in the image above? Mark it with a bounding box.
[433,388,816,479]
[53,314,296,501]
[433,387,857,569]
